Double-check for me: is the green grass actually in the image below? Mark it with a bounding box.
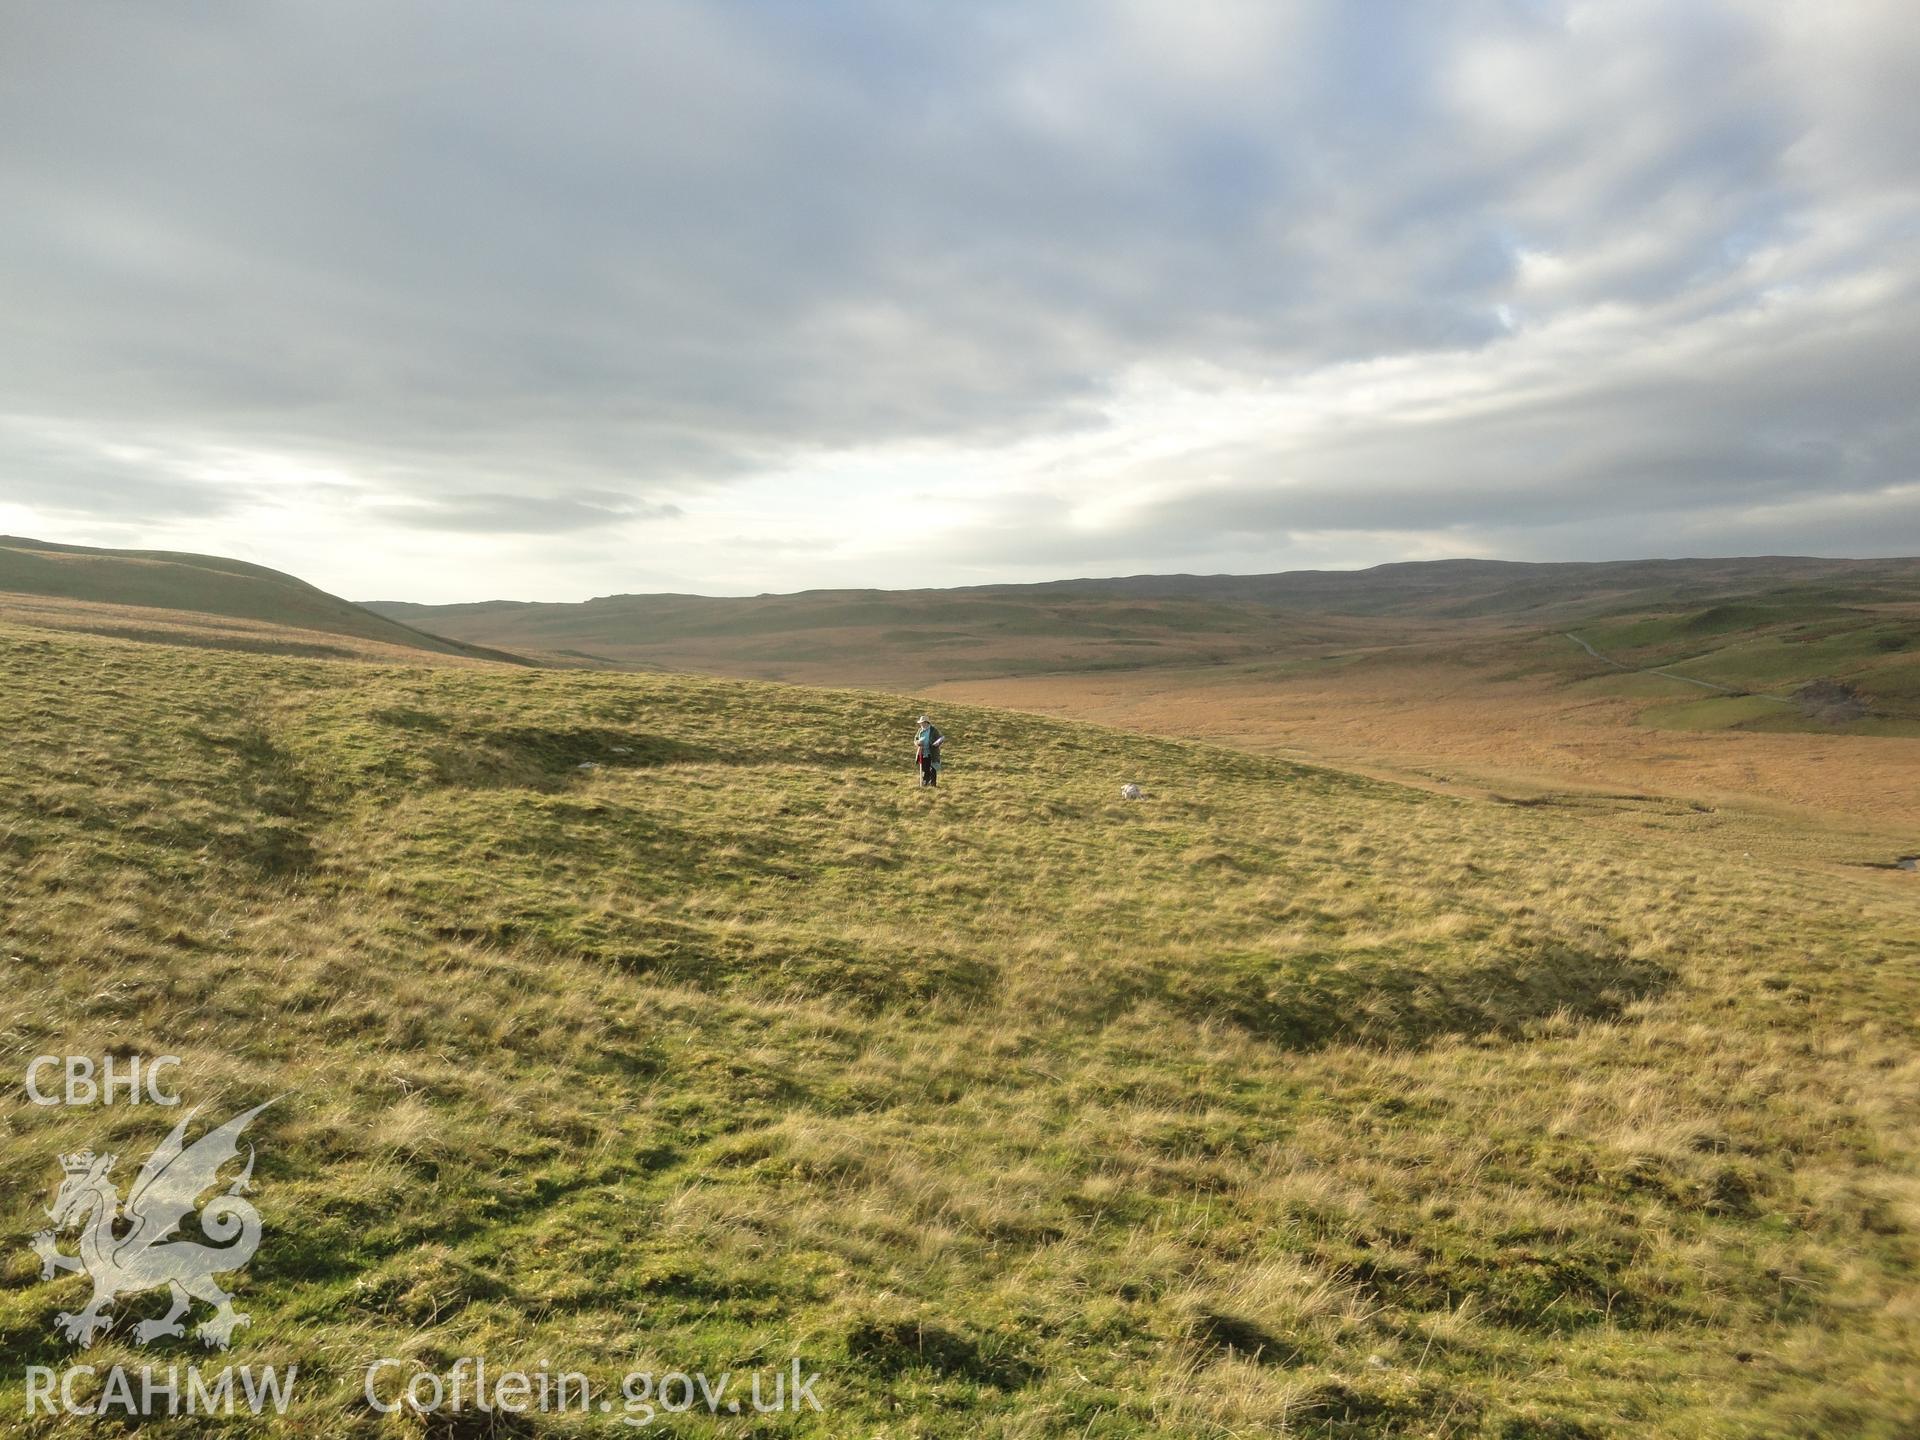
[2,622,1918,1436]
[1638,696,1795,731]
[1580,603,1915,688]
[1662,625,1914,689]
[1638,688,1920,737]
[1561,599,1920,737]
[1736,711,1920,739]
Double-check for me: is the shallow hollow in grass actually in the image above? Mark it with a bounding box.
[1153,942,1670,1052]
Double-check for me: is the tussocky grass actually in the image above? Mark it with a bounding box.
[0,619,1915,1436]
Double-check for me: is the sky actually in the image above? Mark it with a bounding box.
[2,1,1917,602]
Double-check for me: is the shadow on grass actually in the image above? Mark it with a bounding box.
[1164,943,1671,1052]
[420,725,722,790]
[605,926,1002,1013]
[1326,1223,1687,1335]
[845,1316,1039,1390]
[414,723,873,791]
[1188,1307,1311,1366]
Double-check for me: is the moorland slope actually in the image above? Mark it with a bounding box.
[373,555,1920,828]
[0,535,524,665]
[367,555,1920,685]
[2,617,1917,1436]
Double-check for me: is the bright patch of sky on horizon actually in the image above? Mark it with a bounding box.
[2,1,1916,601]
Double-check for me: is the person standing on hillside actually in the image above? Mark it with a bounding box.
[915,715,944,787]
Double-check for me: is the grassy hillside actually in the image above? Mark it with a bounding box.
[3,620,1917,1436]
[366,561,1920,819]
[1568,596,1920,734]
[367,557,1920,685]
[1017,555,1920,618]
[0,535,526,665]
[367,588,1401,685]
[933,607,1920,832]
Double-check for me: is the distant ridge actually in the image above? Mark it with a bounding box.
[998,555,1920,616]
[365,553,1920,683]
[374,554,1920,615]
[0,535,530,664]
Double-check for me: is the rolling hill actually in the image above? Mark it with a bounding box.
[2,613,1917,1435]
[370,556,1920,827]
[1012,555,1920,617]
[367,586,1419,684]
[0,535,527,665]
[9,533,1915,826]
[366,555,1920,687]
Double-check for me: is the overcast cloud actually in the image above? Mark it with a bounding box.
[1,1,1916,600]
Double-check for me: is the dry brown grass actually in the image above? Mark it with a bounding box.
[930,653,1920,841]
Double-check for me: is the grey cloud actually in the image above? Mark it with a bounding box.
[0,1,1915,582]
[375,491,683,534]
[941,269,1920,569]
[0,426,238,521]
